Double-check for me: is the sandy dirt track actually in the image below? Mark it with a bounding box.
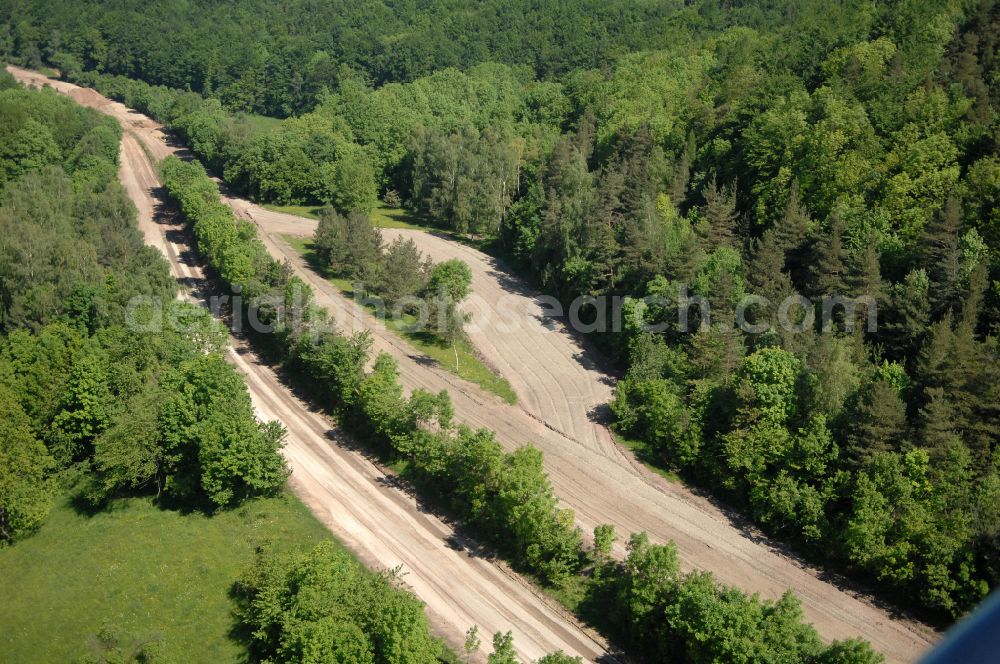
[230,209,616,454]
[383,228,615,454]
[10,66,608,663]
[8,65,940,662]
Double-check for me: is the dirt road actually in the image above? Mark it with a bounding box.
[11,66,609,662]
[9,65,939,662]
[234,206,616,453]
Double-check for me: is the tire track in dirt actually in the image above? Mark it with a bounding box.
[7,65,939,662]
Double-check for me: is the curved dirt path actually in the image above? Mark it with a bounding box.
[9,66,940,662]
[11,66,608,663]
[231,209,615,453]
[384,229,615,455]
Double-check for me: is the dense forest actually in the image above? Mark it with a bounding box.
[3,0,682,115]
[2,0,999,642]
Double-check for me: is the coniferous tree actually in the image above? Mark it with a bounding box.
[535,137,594,293]
[698,175,738,251]
[848,238,885,303]
[964,336,1000,467]
[950,278,999,464]
[771,180,811,282]
[669,130,696,204]
[917,312,956,394]
[913,309,994,458]
[958,263,988,332]
[883,269,932,360]
[584,217,620,292]
[921,194,964,315]
[746,229,793,328]
[808,213,848,299]
[844,378,909,468]
[345,210,384,287]
[847,237,885,335]
[379,237,431,307]
[313,206,349,270]
[617,125,664,219]
[687,324,746,382]
[918,387,961,457]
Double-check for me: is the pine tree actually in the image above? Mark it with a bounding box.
[921,194,963,315]
[379,236,430,306]
[844,378,908,468]
[950,278,998,464]
[846,236,885,336]
[808,213,848,300]
[916,312,956,393]
[592,156,628,291]
[535,137,594,292]
[583,211,620,292]
[914,307,998,462]
[746,229,793,327]
[883,269,932,360]
[771,180,811,282]
[848,238,885,303]
[344,210,384,287]
[618,125,664,218]
[314,207,349,271]
[918,387,961,456]
[964,336,1000,466]
[688,324,746,382]
[669,130,695,204]
[698,174,738,251]
[958,263,988,333]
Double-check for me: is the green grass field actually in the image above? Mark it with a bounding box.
[264,202,439,232]
[369,203,439,230]
[238,112,285,134]
[612,431,684,485]
[283,235,518,405]
[0,489,337,663]
[263,203,325,220]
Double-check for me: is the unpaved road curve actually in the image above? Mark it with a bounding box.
[9,66,940,662]
[11,66,609,663]
[384,228,615,454]
[236,210,615,454]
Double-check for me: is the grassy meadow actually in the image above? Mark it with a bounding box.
[264,201,438,232]
[0,489,337,663]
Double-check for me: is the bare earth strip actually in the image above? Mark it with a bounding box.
[9,66,608,663]
[7,66,939,662]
